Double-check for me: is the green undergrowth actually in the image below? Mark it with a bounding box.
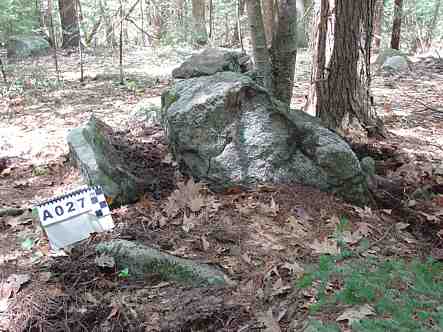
[297,254,443,331]
[296,218,443,331]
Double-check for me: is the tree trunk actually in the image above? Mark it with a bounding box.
[261,0,275,47]
[192,0,208,45]
[246,0,272,91]
[424,0,441,49]
[308,0,384,140]
[99,0,115,48]
[270,0,298,105]
[390,0,403,50]
[176,0,185,25]
[373,0,383,51]
[58,0,80,48]
[209,0,213,39]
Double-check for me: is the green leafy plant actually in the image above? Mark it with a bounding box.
[118,267,130,278]
[297,255,443,331]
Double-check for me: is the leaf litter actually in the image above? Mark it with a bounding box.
[0,49,442,330]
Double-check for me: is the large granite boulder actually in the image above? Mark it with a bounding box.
[161,72,369,205]
[172,48,251,79]
[6,35,50,58]
[382,55,410,72]
[375,48,408,66]
[67,117,159,205]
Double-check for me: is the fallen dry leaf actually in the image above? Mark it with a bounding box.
[201,236,210,251]
[336,304,375,324]
[341,231,363,245]
[106,302,120,320]
[355,222,374,236]
[182,212,197,232]
[309,239,340,255]
[395,222,410,231]
[286,216,310,238]
[257,308,282,332]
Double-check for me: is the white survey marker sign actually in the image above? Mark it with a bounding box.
[35,186,114,250]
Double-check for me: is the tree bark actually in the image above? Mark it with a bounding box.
[270,0,298,105]
[261,0,275,47]
[308,0,384,140]
[58,0,80,48]
[246,0,272,91]
[424,0,441,49]
[192,0,208,45]
[373,0,383,51]
[176,0,185,25]
[390,0,403,50]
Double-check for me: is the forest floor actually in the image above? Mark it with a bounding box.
[0,48,442,332]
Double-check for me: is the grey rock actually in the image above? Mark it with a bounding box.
[172,48,251,79]
[382,55,409,72]
[131,97,162,125]
[96,240,230,286]
[161,71,369,205]
[67,116,157,205]
[6,35,50,58]
[375,48,408,66]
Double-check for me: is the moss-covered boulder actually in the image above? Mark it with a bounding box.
[6,35,49,58]
[96,240,231,286]
[67,116,158,206]
[161,71,369,205]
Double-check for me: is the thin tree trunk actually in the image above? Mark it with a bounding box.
[176,0,185,26]
[270,0,298,106]
[424,0,441,49]
[140,0,145,46]
[58,0,80,48]
[76,0,84,82]
[209,0,213,39]
[390,0,403,50]
[49,0,61,81]
[119,0,124,84]
[261,0,274,47]
[192,0,208,45]
[0,58,7,83]
[246,0,271,91]
[372,0,383,51]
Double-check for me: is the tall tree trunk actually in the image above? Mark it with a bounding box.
[176,0,185,25]
[246,0,272,91]
[308,0,384,140]
[261,0,275,47]
[140,0,145,46]
[39,0,56,45]
[373,0,383,51]
[390,0,403,50]
[99,0,115,48]
[270,0,298,105]
[209,0,213,39]
[424,0,441,49]
[58,0,80,48]
[192,0,208,45]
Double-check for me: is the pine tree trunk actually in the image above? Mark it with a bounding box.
[308,0,384,140]
[390,0,403,50]
[373,0,383,51]
[261,0,274,47]
[246,0,272,91]
[270,0,298,105]
[192,0,208,45]
[58,0,80,48]
[424,0,441,49]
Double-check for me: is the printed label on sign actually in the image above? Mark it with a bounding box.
[37,190,95,226]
